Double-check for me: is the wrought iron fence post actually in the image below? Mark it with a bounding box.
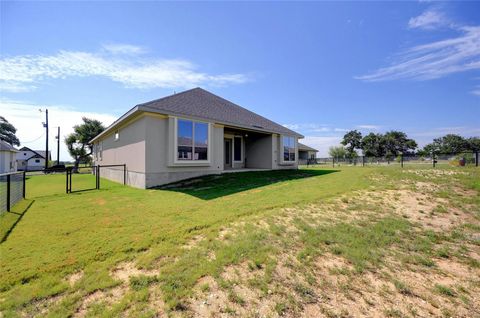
[97,165,101,190]
[23,171,26,198]
[6,174,11,212]
[123,164,126,185]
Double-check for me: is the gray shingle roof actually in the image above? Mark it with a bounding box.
[0,140,17,152]
[298,142,318,152]
[138,88,302,137]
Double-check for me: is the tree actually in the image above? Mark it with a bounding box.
[361,133,385,157]
[328,146,347,160]
[421,134,468,154]
[382,131,417,157]
[341,130,362,158]
[467,137,480,152]
[65,117,105,171]
[0,116,20,146]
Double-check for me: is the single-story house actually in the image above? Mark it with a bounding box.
[0,140,18,173]
[16,147,51,171]
[298,143,318,165]
[90,88,304,189]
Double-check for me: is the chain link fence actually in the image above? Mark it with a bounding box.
[305,152,479,168]
[0,172,26,214]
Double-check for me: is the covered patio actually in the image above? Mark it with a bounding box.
[223,127,274,170]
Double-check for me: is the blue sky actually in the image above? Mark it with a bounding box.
[1,1,479,159]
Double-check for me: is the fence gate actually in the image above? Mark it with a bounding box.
[66,164,126,193]
[0,171,26,213]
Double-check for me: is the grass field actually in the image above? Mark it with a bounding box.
[0,166,479,317]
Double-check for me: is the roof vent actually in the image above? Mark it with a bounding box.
[252,125,264,129]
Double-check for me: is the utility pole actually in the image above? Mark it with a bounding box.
[40,109,49,170]
[56,126,60,165]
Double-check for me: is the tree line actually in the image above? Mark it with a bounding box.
[329,130,480,159]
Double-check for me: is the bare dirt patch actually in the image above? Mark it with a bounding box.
[66,270,84,287]
[182,172,480,317]
[110,261,159,282]
[74,286,126,318]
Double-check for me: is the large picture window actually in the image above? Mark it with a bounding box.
[177,119,209,161]
[283,136,295,162]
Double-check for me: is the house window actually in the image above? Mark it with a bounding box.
[283,136,296,162]
[234,136,242,161]
[177,119,209,161]
[114,130,119,141]
[99,142,103,160]
[35,159,40,163]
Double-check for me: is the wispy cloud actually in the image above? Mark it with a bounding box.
[356,125,381,130]
[0,45,250,93]
[356,6,480,94]
[0,98,118,161]
[283,123,348,134]
[101,43,148,55]
[356,25,480,82]
[471,85,480,96]
[408,9,448,30]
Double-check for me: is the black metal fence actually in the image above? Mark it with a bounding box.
[66,164,126,193]
[0,171,26,213]
[305,151,479,168]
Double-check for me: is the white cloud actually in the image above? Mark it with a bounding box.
[408,9,448,30]
[102,43,148,55]
[0,98,117,161]
[356,26,480,82]
[356,125,381,130]
[283,123,348,134]
[471,85,480,96]
[0,46,250,93]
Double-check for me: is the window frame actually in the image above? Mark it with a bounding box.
[114,130,119,141]
[281,135,296,164]
[173,117,211,164]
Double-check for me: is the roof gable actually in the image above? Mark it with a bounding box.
[298,142,318,152]
[138,88,302,137]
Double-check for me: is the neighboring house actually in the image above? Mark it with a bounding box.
[91,88,304,189]
[298,143,318,165]
[16,147,51,171]
[0,140,18,173]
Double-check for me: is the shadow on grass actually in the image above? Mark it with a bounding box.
[1,199,35,243]
[157,169,338,200]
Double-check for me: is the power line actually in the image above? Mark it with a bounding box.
[21,132,46,144]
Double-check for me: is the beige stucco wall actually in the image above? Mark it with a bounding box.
[95,116,147,188]
[143,116,224,188]
[94,112,298,189]
[272,134,298,170]
[245,134,273,169]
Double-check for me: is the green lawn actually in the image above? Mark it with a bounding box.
[0,166,478,317]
